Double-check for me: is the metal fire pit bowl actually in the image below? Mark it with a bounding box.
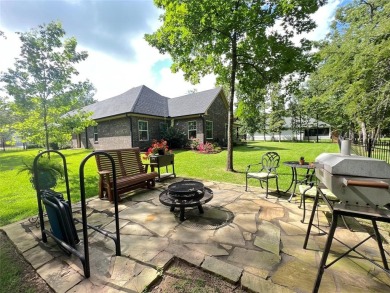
[167,180,205,200]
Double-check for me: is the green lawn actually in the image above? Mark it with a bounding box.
[0,141,339,226]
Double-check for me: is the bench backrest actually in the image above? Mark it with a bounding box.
[95,148,145,179]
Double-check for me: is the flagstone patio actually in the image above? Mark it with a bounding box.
[1,178,389,292]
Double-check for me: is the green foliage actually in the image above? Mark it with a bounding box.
[161,126,187,149]
[304,0,390,139]
[268,83,286,140]
[18,156,64,178]
[146,0,324,170]
[0,96,15,147]
[18,155,64,189]
[0,21,96,150]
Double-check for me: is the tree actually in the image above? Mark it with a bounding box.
[146,0,323,171]
[0,97,14,150]
[0,21,96,150]
[268,83,286,141]
[305,0,390,141]
[235,87,268,140]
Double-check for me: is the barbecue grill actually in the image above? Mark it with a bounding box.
[315,152,390,208]
[306,142,390,292]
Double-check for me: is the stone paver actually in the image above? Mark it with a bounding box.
[241,271,293,293]
[254,220,281,255]
[1,179,389,293]
[228,247,281,271]
[201,256,243,283]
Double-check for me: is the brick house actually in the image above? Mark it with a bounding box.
[72,85,232,150]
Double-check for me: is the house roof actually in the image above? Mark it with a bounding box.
[78,85,225,120]
[283,117,330,128]
[168,87,223,117]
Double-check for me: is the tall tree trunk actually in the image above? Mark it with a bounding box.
[44,103,49,152]
[226,32,237,172]
[361,121,367,142]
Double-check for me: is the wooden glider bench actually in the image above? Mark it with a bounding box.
[95,148,157,202]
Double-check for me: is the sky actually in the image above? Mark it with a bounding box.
[0,0,345,101]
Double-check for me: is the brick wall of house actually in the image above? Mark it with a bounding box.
[172,117,204,144]
[71,91,230,150]
[130,116,168,151]
[204,94,228,146]
[92,118,132,150]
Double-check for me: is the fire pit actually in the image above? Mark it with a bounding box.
[159,180,213,221]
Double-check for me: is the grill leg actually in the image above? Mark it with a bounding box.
[303,188,320,249]
[372,219,389,270]
[313,211,339,293]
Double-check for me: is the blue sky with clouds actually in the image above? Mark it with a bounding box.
[0,0,345,101]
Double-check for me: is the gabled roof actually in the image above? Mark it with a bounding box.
[80,85,168,119]
[79,85,225,120]
[168,87,223,117]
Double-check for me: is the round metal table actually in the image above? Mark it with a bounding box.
[283,161,315,202]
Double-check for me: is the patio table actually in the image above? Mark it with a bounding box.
[283,161,315,202]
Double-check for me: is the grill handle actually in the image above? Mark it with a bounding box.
[342,178,389,189]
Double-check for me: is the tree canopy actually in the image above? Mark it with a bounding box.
[0,21,96,149]
[304,0,390,141]
[146,0,324,171]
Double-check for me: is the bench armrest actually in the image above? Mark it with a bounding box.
[98,170,111,175]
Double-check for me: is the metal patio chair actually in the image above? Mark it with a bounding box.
[245,151,280,198]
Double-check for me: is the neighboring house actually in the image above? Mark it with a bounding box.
[71,85,231,150]
[250,117,331,141]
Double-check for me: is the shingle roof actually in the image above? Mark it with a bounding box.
[79,85,224,120]
[168,87,223,117]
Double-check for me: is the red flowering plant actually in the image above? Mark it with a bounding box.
[143,139,172,159]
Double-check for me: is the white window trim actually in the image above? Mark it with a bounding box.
[188,121,197,139]
[206,120,213,139]
[138,120,149,141]
[93,126,98,143]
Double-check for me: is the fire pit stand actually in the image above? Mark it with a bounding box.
[159,180,213,221]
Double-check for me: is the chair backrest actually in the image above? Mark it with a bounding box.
[261,152,280,171]
[95,148,145,181]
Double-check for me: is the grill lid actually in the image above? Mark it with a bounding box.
[315,153,390,178]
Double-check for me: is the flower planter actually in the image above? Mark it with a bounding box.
[149,154,176,181]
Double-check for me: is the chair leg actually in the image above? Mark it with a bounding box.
[275,177,280,194]
[265,180,269,198]
[301,192,306,223]
[245,176,248,191]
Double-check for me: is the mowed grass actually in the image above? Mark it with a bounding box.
[0,141,339,226]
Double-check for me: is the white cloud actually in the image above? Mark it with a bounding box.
[0,0,342,101]
[308,0,342,41]
[75,34,216,100]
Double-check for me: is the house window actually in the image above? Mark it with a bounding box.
[93,126,98,143]
[206,121,213,139]
[138,121,149,141]
[188,121,197,139]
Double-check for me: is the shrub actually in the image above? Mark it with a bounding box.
[161,127,187,149]
[195,141,221,154]
[189,138,200,150]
